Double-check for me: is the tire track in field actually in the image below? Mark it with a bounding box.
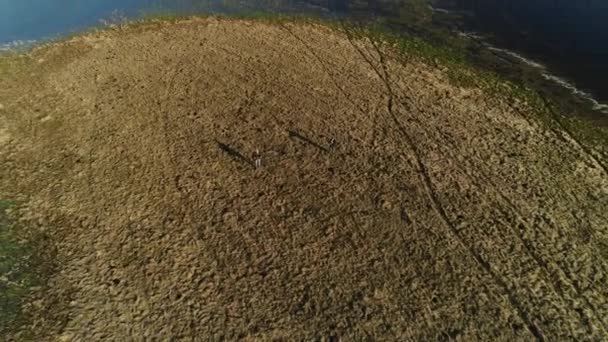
[386,43,607,337]
[342,23,545,342]
[425,129,605,336]
[384,77,607,335]
[281,24,369,119]
[417,81,608,330]
[348,26,607,336]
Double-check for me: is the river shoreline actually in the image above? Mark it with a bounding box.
[430,0,608,118]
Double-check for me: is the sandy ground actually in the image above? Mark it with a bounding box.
[1,18,607,340]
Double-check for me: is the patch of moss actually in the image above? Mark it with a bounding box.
[0,54,31,80]
[0,200,44,337]
[0,200,61,341]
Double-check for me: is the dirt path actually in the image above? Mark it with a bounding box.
[0,18,607,340]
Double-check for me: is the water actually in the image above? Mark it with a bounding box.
[1,0,606,114]
[433,0,608,110]
[0,0,327,49]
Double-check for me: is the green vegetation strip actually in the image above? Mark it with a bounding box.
[0,200,41,335]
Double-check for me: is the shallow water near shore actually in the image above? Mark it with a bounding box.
[0,0,339,48]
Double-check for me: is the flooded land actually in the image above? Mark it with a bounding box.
[1,18,607,340]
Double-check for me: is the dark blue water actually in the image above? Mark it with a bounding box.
[0,0,156,46]
[434,0,608,105]
[0,0,343,48]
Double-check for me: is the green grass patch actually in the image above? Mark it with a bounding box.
[0,200,44,337]
[0,54,31,80]
[563,115,608,147]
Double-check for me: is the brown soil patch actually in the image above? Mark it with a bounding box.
[1,18,607,340]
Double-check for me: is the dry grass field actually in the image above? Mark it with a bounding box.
[1,18,607,340]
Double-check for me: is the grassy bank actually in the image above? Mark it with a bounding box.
[337,20,608,163]
[0,199,64,340]
[0,200,37,336]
